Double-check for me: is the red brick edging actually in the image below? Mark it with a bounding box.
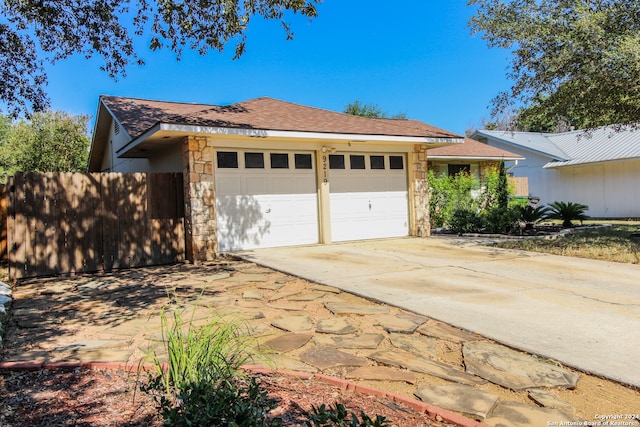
[0,361,490,427]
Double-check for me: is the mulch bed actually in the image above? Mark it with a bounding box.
[0,367,462,427]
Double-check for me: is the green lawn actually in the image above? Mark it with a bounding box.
[491,221,640,264]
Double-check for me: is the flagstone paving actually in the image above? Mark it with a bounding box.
[414,384,500,420]
[315,318,358,334]
[1,260,635,426]
[463,342,580,391]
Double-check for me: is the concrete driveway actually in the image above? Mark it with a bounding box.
[238,236,640,387]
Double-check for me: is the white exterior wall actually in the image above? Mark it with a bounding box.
[112,157,152,173]
[148,144,183,173]
[550,160,640,218]
[486,138,640,217]
[99,117,183,173]
[485,138,561,203]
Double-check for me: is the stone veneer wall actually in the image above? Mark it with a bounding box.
[182,136,217,262]
[412,145,431,237]
[478,160,500,182]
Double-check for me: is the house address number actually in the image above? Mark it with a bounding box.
[322,155,328,183]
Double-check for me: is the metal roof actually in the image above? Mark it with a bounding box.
[472,130,569,161]
[475,126,640,168]
[544,126,640,168]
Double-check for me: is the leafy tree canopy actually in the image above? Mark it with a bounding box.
[0,0,320,117]
[0,111,90,182]
[344,100,408,119]
[468,0,640,130]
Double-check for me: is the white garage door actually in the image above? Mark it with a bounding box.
[215,150,319,251]
[329,153,409,242]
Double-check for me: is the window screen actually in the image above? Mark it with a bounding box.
[294,154,313,169]
[217,151,238,168]
[329,154,345,169]
[370,155,385,170]
[389,156,404,170]
[245,152,265,168]
[270,153,289,169]
[350,155,366,169]
[448,164,470,176]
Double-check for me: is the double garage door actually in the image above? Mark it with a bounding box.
[215,150,408,251]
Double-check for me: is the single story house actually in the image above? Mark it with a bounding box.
[89,96,464,261]
[426,137,527,196]
[471,126,640,217]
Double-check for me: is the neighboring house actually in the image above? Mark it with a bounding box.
[427,137,527,196]
[471,126,640,218]
[89,96,464,261]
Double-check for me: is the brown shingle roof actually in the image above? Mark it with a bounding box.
[428,137,523,159]
[100,95,462,140]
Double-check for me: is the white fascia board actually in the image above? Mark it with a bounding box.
[116,122,161,154]
[100,98,133,141]
[428,155,523,161]
[117,122,464,155]
[544,156,640,169]
[475,131,566,161]
[160,123,462,144]
[91,99,134,167]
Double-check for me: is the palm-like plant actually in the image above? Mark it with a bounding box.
[545,201,589,228]
[518,205,551,230]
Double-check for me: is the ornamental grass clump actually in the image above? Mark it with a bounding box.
[140,297,280,426]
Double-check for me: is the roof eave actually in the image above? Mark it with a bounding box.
[89,97,134,170]
[472,130,569,162]
[428,155,524,161]
[87,100,112,172]
[544,156,640,169]
[117,123,464,157]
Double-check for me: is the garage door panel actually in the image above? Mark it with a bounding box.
[245,177,269,195]
[387,176,407,191]
[332,175,371,193]
[216,176,242,195]
[217,193,318,251]
[330,153,408,242]
[268,175,316,194]
[215,150,318,251]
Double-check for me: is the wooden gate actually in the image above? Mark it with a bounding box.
[7,172,185,280]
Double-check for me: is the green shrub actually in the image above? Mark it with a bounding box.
[450,208,484,235]
[428,170,480,228]
[156,376,281,427]
[484,207,521,234]
[546,201,590,228]
[305,403,391,427]
[429,161,526,234]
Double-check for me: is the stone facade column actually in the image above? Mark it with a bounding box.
[182,136,217,262]
[412,144,431,237]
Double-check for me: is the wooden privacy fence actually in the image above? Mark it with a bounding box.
[509,176,529,198]
[7,172,185,281]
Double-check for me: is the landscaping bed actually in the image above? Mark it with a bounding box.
[0,367,457,427]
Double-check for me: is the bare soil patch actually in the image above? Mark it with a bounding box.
[0,367,455,427]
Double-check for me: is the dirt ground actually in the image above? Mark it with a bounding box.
[1,260,639,425]
[0,367,455,427]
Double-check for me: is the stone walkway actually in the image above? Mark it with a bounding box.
[0,260,627,426]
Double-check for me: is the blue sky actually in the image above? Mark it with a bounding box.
[41,1,512,136]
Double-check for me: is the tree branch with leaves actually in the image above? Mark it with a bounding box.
[0,111,91,182]
[0,0,320,116]
[468,0,640,130]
